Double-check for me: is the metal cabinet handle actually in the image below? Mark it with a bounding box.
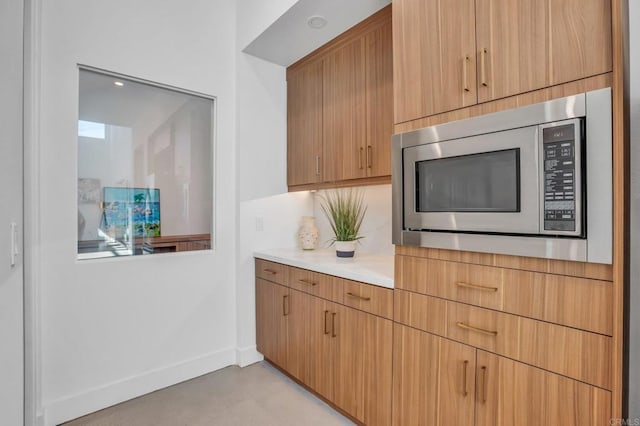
[297,278,317,287]
[263,268,277,275]
[480,48,488,87]
[282,295,289,316]
[456,321,498,336]
[331,312,337,338]
[359,147,364,169]
[346,292,371,301]
[367,145,372,168]
[324,310,330,335]
[480,366,487,403]
[456,281,498,292]
[462,360,469,397]
[315,156,320,176]
[462,55,470,92]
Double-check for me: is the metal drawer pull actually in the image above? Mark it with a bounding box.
[324,310,330,335]
[462,55,470,92]
[480,48,488,87]
[346,292,371,301]
[456,322,498,336]
[367,145,372,168]
[283,295,289,316]
[331,312,337,337]
[462,360,469,397]
[456,281,498,292]
[263,268,278,275]
[297,278,317,286]
[480,366,487,403]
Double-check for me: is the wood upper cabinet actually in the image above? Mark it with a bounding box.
[287,6,393,190]
[392,0,477,123]
[287,60,323,186]
[323,38,367,182]
[476,351,611,426]
[365,18,393,178]
[475,0,548,102]
[475,0,612,103]
[255,278,289,368]
[547,0,612,85]
[392,323,475,426]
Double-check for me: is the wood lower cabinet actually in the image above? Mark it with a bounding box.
[477,351,611,426]
[255,278,289,368]
[392,324,475,426]
[255,261,393,425]
[333,303,393,425]
[392,323,611,426]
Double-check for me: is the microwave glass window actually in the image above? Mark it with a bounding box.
[415,149,520,213]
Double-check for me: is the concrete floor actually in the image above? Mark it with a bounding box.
[63,362,354,426]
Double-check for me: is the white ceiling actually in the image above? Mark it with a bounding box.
[242,0,391,67]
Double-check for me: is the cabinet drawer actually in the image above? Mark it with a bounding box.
[446,299,611,389]
[288,266,343,303]
[393,290,447,336]
[255,259,287,285]
[340,278,393,319]
[397,256,612,335]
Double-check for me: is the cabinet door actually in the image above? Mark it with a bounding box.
[307,296,334,402]
[287,61,323,186]
[333,304,393,425]
[365,19,393,177]
[475,0,547,102]
[548,0,612,85]
[323,37,367,182]
[392,324,475,426]
[255,278,289,368]
[286,289,313,383]
[476,0,612,103]
[476,351,611,426]
[392,0,477,123]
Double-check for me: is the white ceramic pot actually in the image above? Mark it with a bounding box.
[335,240,356,258]
[298,216,319,250]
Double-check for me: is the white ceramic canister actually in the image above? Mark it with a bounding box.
[298,216,319,250]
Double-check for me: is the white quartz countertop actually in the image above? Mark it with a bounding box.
[254,248,394,289]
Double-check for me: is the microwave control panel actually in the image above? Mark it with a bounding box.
[542,123,579,233]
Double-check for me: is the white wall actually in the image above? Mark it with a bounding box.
[236,0,299,51]
[313,185,393,255]
[236,192,314,365]
[37,1,237,424]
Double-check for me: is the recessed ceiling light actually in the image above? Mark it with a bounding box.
[114,81,124,87]
[307,15,327,29]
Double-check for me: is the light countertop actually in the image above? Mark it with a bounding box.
[254,248,394,289]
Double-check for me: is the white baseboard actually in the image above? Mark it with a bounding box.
[44,347,236,426]
[236,345,264,367]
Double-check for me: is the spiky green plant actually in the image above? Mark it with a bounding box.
[320,189,367,243]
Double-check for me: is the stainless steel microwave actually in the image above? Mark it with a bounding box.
[392,88,612,264]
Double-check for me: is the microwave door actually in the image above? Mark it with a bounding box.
[403,125,540,235]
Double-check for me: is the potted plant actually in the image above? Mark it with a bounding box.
[320,189,367,258]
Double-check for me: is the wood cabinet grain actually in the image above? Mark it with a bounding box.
[476,351,611,426]
[255,278,289,368]
[392,0,477,123]
[392,323,475,426]
[287,61,323,186]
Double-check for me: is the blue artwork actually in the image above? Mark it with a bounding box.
[102,187,161,238]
